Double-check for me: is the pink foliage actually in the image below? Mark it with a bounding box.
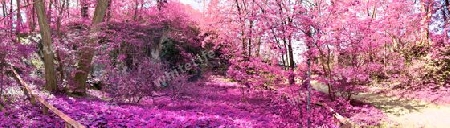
[1,0,449,127]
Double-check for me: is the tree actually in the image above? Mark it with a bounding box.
[81,0,89,19]
[73,0,109,95]
[157,0,167,10]
[34,0,58,92]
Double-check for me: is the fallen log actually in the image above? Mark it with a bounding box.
[8,65,85,128]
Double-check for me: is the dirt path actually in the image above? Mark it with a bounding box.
[311,81,450,128]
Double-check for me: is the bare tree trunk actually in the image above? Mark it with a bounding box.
[55,0,66,90]
[73,0,109,95]
[248,23,252,57]
[315,38,336,100]
[16,0,21,36]
[133,0,138,21]
[106,0,111,22]
[27,0,37,32]
[282,35,295,84]
[0,53,5,111]
[47,0,53,23]
[368,6,376,62]
[234,0,247,58]
[305,31,312,127]
[271,29,286,69]
[283,39,288,70]
[443,0,449,44]
[325,45,335,100]
[420,1,431,45]
[256,37,261,57]
[156,0,167,10]
[2,1,7,27]
[56,0,65,36]
[9,0,13,38]
[56,50,66,91]
[286,16,295,85]
[81,0,88,19]
[288,38,295,85]
[66,0,69,17]
[34,0,58,92]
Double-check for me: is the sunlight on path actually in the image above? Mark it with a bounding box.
[385,105,450,128]
[311,81,450,128]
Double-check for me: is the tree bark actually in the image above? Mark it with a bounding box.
[248,20,253,57]
[56,0,66,37]
[28,0,37,32]
[256,37,261,57]
[106,0,111,22]
[287,16,295,85]
[133,0,138,21]
[234,0,247,58]
[288,38,295,85]
[47,0,53,23]
[0,53,5,111]
[9,0,13,38]
[283,39,288,70]
[15,0,21,36]
[420,0,431,45]
[81,0,88,19]
[34,0,58,92]
[443,0,449,43]
[2,1,7,27]
[73,0,109,95]
[271,28,286,69]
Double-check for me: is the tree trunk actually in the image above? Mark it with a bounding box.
[256,37,261,57]
[106,0,111,22]
[283,39,288,70]
[55,0,66,90]
[305,31,312,127]
[271,29,286,69]
[56,0,66,37]
[66,0,69,17]
[73,0,109,95]
[235,0,247,58]
[2,1,7,27]
[34,0,58,92]
[443,0,449,43]
[326,46,335,100]
[288,38,295,85]
[420,1,431,45]
[248,20,253,57]
[133,0,138,21]
[81,0,88,19]
[47,0,53,23]
[15,0,21,36]
[157,0,167,10]
[0,53,5,111]
[9,0,13,38]
[28,0,37,32]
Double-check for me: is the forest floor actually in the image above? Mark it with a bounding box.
[4,74,448,127]
[312,81,450,128]
[1,74,299,127]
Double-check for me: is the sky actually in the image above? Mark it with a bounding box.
[179,0,209,11]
